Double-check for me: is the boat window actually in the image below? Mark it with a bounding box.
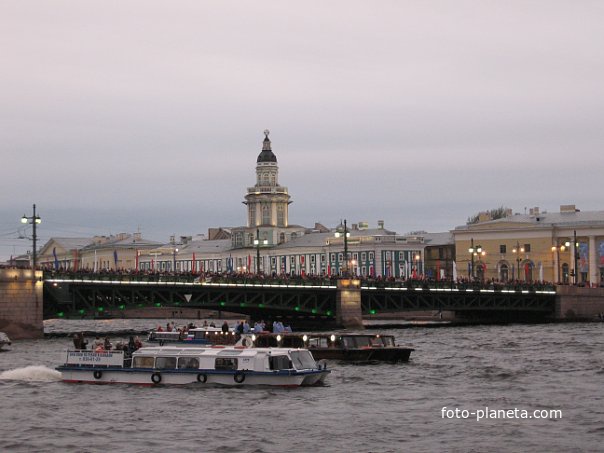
[381,337,395,347]
[281,337,304,348]
[289,351,317,370]
[308,337,329,348]
[269,355,292,370]
[178,357,200,369]
[133,356,155,368]
[353,337,372,347]
[342,337,356,348]
[155,357,177,369]
[215,358,238,370]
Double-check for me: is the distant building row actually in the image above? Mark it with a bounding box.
[19,132,604,286]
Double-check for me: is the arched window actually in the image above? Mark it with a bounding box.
[499,263,509,282]
[523,261,534,282]
[279,232,285,244]
[562,263,569,284]
[262,173,269,185]
[262,205,270,225]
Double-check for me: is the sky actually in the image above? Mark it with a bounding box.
[1,0,604,261]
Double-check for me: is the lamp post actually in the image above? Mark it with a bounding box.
[335,219,350,276]
[173,248,179,272]
[573,230,579,285]
[551,241,570,283]
[21,204,41,270]
[253,228,268,275]
[512,241,525,280]
[468,238,484,279]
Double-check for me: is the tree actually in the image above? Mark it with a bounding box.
[467,206,511,224]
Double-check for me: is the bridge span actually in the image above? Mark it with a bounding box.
[43,275,558,327]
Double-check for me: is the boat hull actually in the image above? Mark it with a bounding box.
[57,367,329,387]
[309,348,413,362]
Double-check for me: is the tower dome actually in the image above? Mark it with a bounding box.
[257,129,277,163]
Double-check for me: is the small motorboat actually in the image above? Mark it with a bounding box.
[56,345,330,387]
[0,332,11,350]
[243,332,414,363]
[147,327,238,346]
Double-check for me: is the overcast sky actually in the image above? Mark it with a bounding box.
[1,1,603,260]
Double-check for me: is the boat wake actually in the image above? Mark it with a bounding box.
[0,365,62,382]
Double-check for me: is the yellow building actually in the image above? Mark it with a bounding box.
[452,205,604,286]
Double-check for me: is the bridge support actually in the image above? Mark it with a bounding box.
[336,278,364,329]
[556,286,604,319]
[0,269,44,339]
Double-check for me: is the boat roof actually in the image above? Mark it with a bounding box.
[133,346,306,357]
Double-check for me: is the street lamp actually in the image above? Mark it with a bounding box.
[512,241,525,280]
[253,228,268,275]
[468,238,484,279]
[551,241,570,283]
[21,204,41,270]
[334,219,350,276]
[573,230,579,285]
[173,248,179,272]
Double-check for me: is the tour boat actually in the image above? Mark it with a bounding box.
[56,345,330,387]
[148,327,238,346]
[0,332,11,350]
[241,332,414,362]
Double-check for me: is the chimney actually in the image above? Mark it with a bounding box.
[377,220,384,229]
[560,204,577,213]
[133,232,142,241]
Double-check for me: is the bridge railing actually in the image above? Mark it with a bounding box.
[43,271,557,292]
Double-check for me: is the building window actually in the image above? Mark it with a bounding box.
[524,244,531,252]
[338,253,343,262]
[369,252,374,260]
[385,251,391,260]
[277,205,285,226]
[500,245,506,254]
[330,253,336,262]
[321,254,326,263]
[311,255,316,263]
[361,252,367,261]
[262,205,271,225]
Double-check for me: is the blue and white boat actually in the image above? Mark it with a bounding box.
[56,345,330,387]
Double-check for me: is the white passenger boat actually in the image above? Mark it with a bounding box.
[56,345,330,387]
[147,327,237,346]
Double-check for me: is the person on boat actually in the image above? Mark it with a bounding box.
[202,320,209,327]
[166,323,172,332]
[134,336,143,349]
[92,336,103,349]
[221,321,229,333]
[157,325,164,332]
[103,337,112,350]
[236,322,244,334]
[243,320,251,333]
[284,325,292,333]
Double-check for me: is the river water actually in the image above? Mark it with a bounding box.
[1,320,603,452]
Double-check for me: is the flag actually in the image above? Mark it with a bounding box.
[113,250,118,268]
[73,249,79,271]
[452,261,458,280]
[192,253,196,273]
[135,250,139,270]
[94,250,98,273]
[248,255,251,271]
[53,247,59,270]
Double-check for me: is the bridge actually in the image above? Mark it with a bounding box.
[43,275,558,326]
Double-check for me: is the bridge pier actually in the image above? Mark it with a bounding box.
[336,278,364,329]
[556,286,604,319]
[0,269,44,339]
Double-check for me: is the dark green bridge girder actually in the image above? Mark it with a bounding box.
[43,278,557,322]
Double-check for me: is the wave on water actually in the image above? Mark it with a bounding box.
[0,365,62,382]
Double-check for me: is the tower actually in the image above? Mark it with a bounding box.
[244,130,292,228]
